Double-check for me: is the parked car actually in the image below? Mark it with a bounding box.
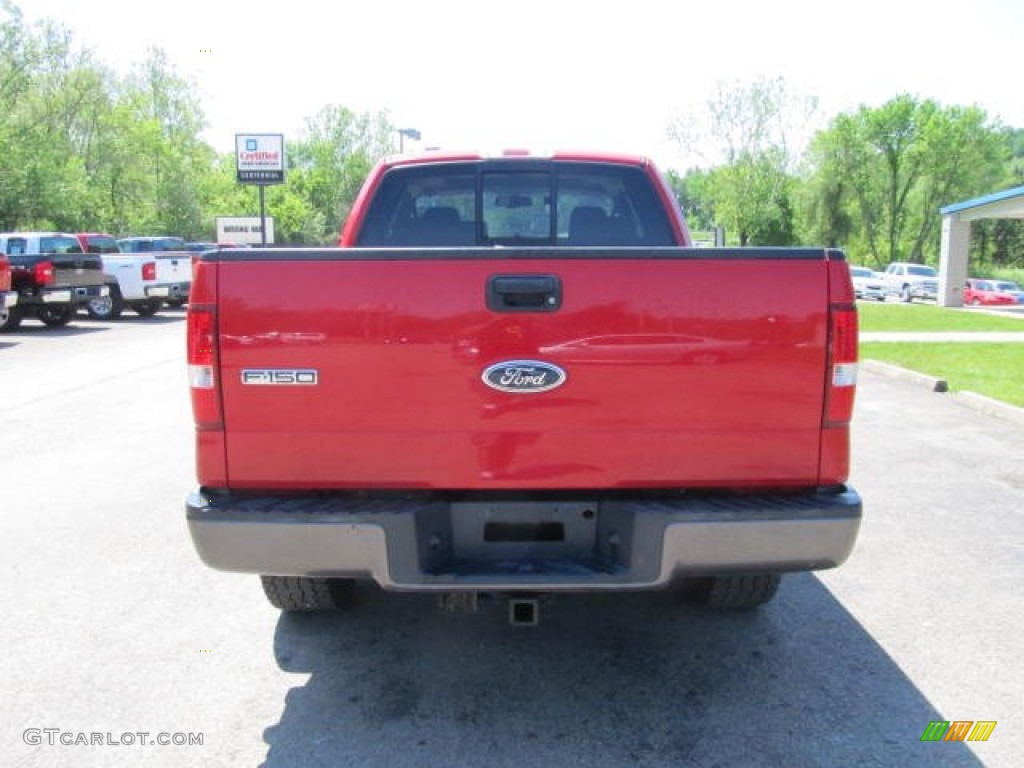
[882,262,939,302]
[116,236,193,308]
[76,232,122,255]
[849,266,885,301]
[117,236,188,253]
[992,280,1024,304]
[963,278,1018,307]
[76,233,190,319]
[0,232,108,331]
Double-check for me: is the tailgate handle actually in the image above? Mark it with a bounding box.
[487,274,562,312]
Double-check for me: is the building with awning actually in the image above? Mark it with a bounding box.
[939,187,1024,306]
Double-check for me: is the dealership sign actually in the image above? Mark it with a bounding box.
[216,216,275,245]
[235,133,285,184]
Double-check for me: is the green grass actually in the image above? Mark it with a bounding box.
[861,342,1024,407]
[857,301,1024,332]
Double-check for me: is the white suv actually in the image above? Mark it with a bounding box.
[883,262,939,303]
[849,266,885,301]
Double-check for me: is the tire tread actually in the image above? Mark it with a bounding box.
[0,305,23,332]
[260,575,355,612]
[678,573,782,610]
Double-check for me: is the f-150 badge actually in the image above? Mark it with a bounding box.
[241,369,318,385]
[482,361,566,394]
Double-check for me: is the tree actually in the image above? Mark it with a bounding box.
[668,76,813,245]
[112,48,213,236]
[287,105,394,242]
[968,128,1024,269]
[0,4,217,236]
[665,169,715,232]
[801,96,1008,267]
[701,148,796,245]
[0,11,96,230]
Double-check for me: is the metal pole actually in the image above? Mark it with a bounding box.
[397,128,420,154]
[259,185,267,247]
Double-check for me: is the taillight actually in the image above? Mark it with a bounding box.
[825,256,858,426]
[34,260,55,286]
[187,307,222,429]
[826,307,858,424]
[142,261,156,281]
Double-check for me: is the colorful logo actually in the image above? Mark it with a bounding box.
[245,139,258,152]
[920,721,997,742]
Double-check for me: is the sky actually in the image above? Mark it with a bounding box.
[14,0,1024,173]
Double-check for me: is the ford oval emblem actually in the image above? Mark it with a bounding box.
[482,360,567,394]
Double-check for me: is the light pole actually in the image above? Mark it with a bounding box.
[397,127,421,153]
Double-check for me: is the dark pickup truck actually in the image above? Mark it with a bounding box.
[0,232,109,331]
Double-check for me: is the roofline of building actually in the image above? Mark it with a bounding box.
[941,185,1024,215]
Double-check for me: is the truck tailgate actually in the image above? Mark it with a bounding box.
[155,252,192,284]
[51,253,106,288]
[215,254,829,490]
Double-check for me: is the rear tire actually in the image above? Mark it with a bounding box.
[260,575,356,612]
[132,298,162,317]
[37,304,77,327]
[86,285,125,320]
[677,573,781,610]
[0,304,24,332]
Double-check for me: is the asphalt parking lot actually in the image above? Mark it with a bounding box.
[1,312,1021,767]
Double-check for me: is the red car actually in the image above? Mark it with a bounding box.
[964,278,1017,306]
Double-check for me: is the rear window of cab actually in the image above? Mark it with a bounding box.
[82,236,121,254]
[356,161,676,248]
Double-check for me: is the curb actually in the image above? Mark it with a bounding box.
[952,391,1024,428]
[861,360,948,392]
[862,359,1024,427]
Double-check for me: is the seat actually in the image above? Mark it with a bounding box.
[422,206,461,227]
[413,206,474,245]
[567,206,610,245]
[568,205,636,246]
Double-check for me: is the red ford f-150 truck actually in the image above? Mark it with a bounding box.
[186,150,862,622]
